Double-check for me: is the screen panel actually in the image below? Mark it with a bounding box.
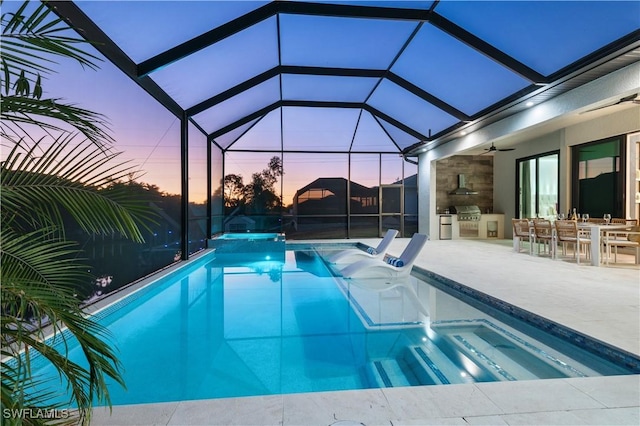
[351,111,400,153]
[282,74,378,103]
[376,118,421,151]
[188,122,208,255]
[282,107,361,152]
[150,17,279,108]
[392,24,530,115]
[283,152,348,210]
[77,1,269,63]
[214,118,263,151]
[435,0,640,76]
[369,80,458,138]
[194,77,280,135]
[229,109,283,151]
[280,14,418,69]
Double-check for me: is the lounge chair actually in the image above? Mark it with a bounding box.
[327,229,399,264]
[339,233,428,279]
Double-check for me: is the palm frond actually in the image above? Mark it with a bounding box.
[1,1,111,149]
[1,1,101,85]
[1,359,75,426]
[0,95,114,147]
[0,1,156,419]
[1,135,156,242]
[1,227,124,425]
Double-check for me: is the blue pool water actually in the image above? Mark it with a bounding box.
[31,245,637,406]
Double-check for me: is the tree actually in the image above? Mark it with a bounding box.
[223,173,245,210]
[221,156,283,216]
[1,2,153,424]
[243,156,283,214]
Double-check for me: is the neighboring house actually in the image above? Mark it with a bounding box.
[293,178,378,216]
[293,175,418,217]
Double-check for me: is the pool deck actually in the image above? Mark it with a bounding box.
[91,238,639,425]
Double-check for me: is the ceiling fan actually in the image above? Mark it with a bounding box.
[482,143,515,154]
[580,93,640,114]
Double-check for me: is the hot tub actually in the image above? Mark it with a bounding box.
[208,232,286,262]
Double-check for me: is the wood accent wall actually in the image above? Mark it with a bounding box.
[435,155,495,214]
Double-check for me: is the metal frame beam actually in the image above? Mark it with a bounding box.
[138,2,432,76]
[209,100,428,142]
[138,2,279,77]
[429,12,547,84]
[187,65,465,139]
[180,112,189,260]
[47,1,184,118]
[187,65,386,116]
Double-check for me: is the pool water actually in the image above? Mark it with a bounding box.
[31,246,636,406]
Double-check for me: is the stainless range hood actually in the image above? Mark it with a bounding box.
[449,174,478,195]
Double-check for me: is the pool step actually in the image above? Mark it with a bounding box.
[366,341,484,387]
[442,329,577,381]
[404,346,452,385]
[365,359,415,388]
[365,343,468,388]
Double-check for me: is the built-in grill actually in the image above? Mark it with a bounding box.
[450,205,482,238]
[450,205,482,221]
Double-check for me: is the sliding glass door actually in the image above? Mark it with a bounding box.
[572,136,624,218]
[517,151,559,219]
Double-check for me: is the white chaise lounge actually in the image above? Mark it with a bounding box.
[327,229,399,264]
[339,233,428,279]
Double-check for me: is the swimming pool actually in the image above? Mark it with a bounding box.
[30,244,638,406]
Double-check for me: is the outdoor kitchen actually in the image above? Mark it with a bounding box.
[436,156,504,240]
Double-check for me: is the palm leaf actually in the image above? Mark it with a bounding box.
[0,1,156,420]
[1,95,114,148]
[1,1,101,85]
[1,228,124,425]
[1,135,156,242]
[1,359,74,426]
[1,1,111,149]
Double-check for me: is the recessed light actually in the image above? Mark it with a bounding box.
[460,131,467,136]
[526,101,534,107]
